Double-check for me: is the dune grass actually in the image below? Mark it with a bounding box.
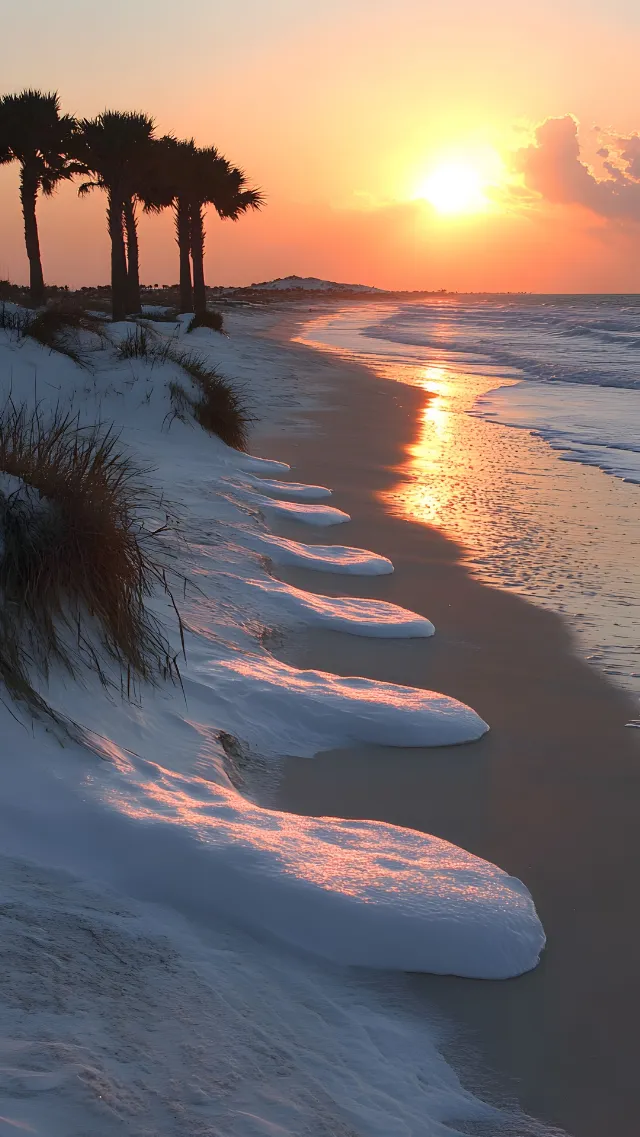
[167,350,250,449]
[0,301,105,366]
[0,401,182,725]
[116,323,156,360]
[0,304,26,335]
[113,324,249,449]
[186,310,225,334]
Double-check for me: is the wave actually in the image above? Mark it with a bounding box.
[362,297,640,390]
[472,380,640,485]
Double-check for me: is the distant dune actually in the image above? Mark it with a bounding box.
[246,275,386,293]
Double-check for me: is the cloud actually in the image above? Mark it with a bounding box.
[515,116,640,222]
[616,134,640,179]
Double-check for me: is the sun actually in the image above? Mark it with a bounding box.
[416,160,489,215]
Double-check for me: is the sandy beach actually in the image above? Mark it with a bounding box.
[253,309,640,1137]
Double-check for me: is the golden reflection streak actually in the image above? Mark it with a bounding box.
[381,365,459,529]
[298,311,518,549]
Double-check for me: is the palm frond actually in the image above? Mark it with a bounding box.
[0,89,80,192]
[77,179,102,196]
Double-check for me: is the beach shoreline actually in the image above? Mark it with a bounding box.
[253,307,640,1137]
[0,299,546,1137]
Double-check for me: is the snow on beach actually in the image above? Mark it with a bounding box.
[242,574,436,636]
[233,487,351,525]
[0,852,507,1137]
[246,530,396,574]
[239,471,333,499]
[0,304,545,1134]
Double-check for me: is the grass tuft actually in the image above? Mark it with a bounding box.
[115,324,157,360]
[0,304,27,335]
[0,401,182,724]
[186,311,225,335]
[167,350,250,449]
[111,326,249,449]
[0,301,105,366]
[25,304,105,365]
[0,281,29,304]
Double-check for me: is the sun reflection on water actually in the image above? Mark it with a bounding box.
[373,358,518,548]
[299,312,640,697]
[390,367,456,526]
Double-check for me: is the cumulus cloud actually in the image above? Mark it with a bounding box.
[515,116,640,221]
[616,134,640,179]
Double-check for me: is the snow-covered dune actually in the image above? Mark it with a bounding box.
[0,305,545,1135]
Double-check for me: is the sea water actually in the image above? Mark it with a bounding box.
[299,296,640,703]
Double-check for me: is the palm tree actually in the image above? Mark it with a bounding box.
[188,152,263,314]
[0,90,78,306]
[140,139,263,314]
[138,136,197,313]
[74,111,155,320]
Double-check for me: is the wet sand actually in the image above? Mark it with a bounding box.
[251,311,640,1137]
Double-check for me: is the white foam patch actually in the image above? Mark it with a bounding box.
[249,533,395,575]
[244,576,434,637]
[245,474,332,500]
[473,380,640,484]
[241,491,350,526]
[192,652,488,751]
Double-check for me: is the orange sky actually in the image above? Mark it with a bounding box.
[2,0,640,291]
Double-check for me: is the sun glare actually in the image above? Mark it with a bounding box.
[417,161,488,215]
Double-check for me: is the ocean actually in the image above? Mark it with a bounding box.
[299,296,640,704]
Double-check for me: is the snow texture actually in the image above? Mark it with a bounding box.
[193,653,485,751]
[249,532,395,574]
[243,575,435,636]
[241,472,333,500]
[237,488,351,526]
[0,853,510,1137]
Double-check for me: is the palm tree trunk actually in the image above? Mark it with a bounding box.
[108,188,128,322]
[175,198,193,313]
[19,165,46,307]
[123,196,142,314]
[190,202,207,316]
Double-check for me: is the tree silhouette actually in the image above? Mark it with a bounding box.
[189,152,263,314]
[0,92,265,315]
[138,136,197,313]
[141,138,263,314]
[0,90,79,306]
[74,111,155,320]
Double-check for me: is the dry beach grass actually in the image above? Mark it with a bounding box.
[0,401,181,723]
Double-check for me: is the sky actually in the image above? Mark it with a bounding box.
[2,0,640,291]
